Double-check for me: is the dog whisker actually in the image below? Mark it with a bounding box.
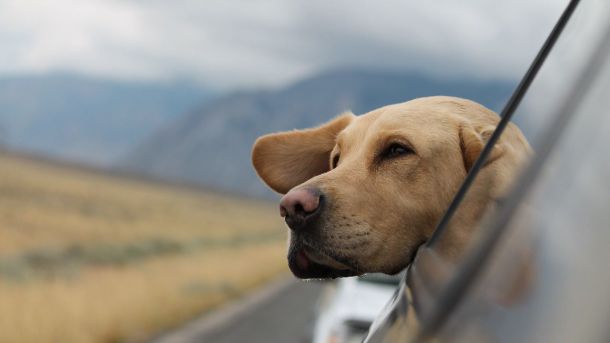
[301,237,361,271]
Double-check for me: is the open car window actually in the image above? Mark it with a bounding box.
[365,0,610,341]
[433,32,610,342]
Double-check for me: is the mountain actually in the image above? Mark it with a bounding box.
[120,69,515,198]
[0,73,210,165]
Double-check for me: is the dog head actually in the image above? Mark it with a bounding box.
[252,96,531,279]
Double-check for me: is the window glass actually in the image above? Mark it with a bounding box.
[366,1,610,342]
[429,1,610,341]
[423,0,610,273]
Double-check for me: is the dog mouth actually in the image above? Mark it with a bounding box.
[288,243,359,279]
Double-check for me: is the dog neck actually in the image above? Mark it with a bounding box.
[432,188,502,262]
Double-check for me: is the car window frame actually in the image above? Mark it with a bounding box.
[412,0,610,340]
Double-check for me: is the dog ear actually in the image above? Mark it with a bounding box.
[252,113,354,194]
[459,123,504,171]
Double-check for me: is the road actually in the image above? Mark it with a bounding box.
[151,276,326,343]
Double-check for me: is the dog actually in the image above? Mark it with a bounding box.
[252,96,531,279]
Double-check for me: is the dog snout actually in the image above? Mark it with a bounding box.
[279,187,322,231]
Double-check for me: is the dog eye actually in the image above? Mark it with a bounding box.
[382,143,413,159]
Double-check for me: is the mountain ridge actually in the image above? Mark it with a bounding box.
[0,73,211,165]
[120,69,515,198]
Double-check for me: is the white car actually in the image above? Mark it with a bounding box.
[312,273,403,343]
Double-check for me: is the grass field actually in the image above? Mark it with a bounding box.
[0,152,288,343]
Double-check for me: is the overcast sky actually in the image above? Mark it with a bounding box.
[0,0,567,90]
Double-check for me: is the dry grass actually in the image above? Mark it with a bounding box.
[0,152,288,343]
[0,153,281,254]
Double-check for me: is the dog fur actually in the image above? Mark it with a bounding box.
[252,96,531,278]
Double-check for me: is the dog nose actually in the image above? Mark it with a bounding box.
[279,187,322,231]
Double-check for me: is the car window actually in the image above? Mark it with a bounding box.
[366,0,610,341]
[422,0,589,266]
[430,5,610,341]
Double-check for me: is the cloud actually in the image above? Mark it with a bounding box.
[0,0,567,89]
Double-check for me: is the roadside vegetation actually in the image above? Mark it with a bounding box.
[0,152,287,343]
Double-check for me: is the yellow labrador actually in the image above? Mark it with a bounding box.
[252,96,531,279]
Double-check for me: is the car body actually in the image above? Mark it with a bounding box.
[312,274,402,343]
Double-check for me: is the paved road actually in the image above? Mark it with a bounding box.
[152,277,326,343]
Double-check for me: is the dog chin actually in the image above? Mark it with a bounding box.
[287,245,359,279]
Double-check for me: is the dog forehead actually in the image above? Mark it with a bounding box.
[335,97,485,152]
[346,104,449,139]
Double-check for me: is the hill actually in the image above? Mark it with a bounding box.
[120,69,515,197]
[0,151,286,343]
[0,73,210,165]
